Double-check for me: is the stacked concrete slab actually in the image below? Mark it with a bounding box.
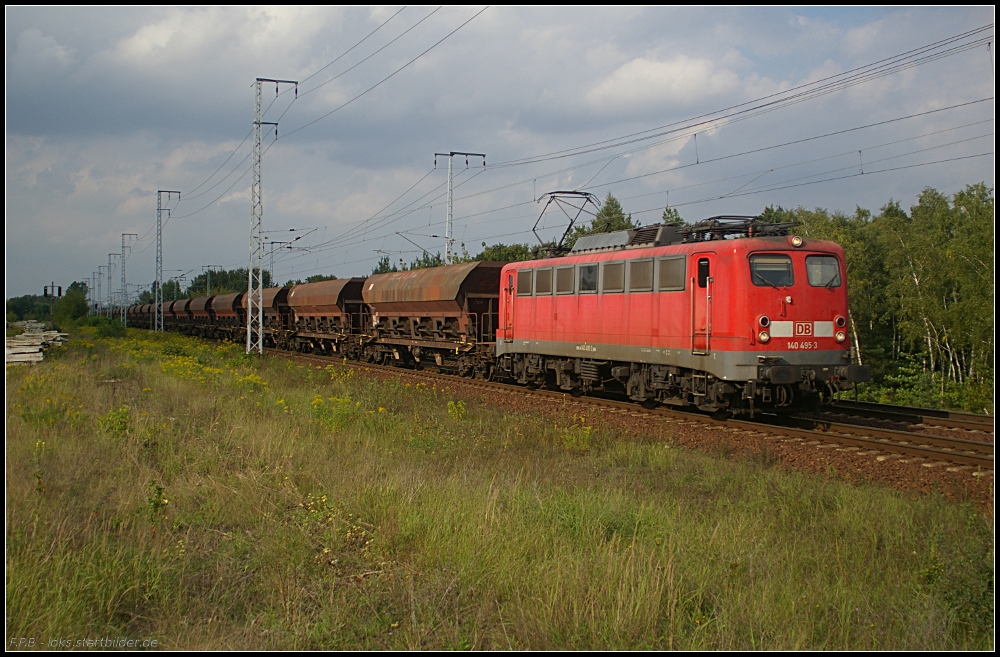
[6,321,68,365]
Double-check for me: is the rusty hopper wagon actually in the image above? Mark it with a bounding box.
[209,292,245,341]
[361,261,504,377]
[241,287,291,348]
[286,278,367,357]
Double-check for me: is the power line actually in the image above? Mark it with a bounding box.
[146,19,992,280]
[314,101,994,238]
[298,7,441,98]
[281,7,489,138]
[271,123,993,267]
[163,7,487,224]
[487,23,994,168]
[172,8,411,205]
[299,6,409,86]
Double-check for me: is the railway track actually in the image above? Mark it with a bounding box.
[281,351,995,473]
[821,399,993,433]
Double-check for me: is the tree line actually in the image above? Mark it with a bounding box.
[762,183,993,412]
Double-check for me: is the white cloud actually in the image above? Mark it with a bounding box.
[843,20,884,57]
[9,27,74,80]
[586,55,744,112]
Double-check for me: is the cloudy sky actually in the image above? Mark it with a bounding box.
[5,6,995,300]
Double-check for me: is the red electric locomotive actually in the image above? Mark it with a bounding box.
[496,217,869,414]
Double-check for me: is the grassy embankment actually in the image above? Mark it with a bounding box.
[6,328,993,649]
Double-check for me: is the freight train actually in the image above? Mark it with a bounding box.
[128,217,870,415]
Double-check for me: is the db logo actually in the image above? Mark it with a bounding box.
[795,322,813,336]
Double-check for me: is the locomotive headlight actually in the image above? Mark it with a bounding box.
[835,315,847,328]
[759,315,770,328]
[758,330,771,343]
[790,235,803,247]
[835,331,846,343]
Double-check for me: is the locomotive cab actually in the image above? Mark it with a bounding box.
[734,236,870,413]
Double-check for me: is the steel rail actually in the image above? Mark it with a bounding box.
[827,399,994,432]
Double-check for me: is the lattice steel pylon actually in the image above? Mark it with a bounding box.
[156,191,180,331]
[107,254,118,317]
[96,267,103,316]
[121,233,137,325]
[247,77,296,355]
[434,151,485,264]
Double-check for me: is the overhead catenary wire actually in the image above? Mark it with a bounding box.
[486,24,994,168]
[280,7,489,139]
[166,22,992,225]
[269,123,994,269]
[265,148,995,281]
[283,104,995,259]
[164,7,487,224]
[299,6,409,87]
[297,7,442,99]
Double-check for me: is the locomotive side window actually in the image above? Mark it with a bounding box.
[658,256,685,291]
[579,264,598,293]
[517,269,533,296]
[602,262,624,293]
[629,259,653,292]
[805,255,841,288]
[535,268,553,294]
[556,267,575,294]
[697,259,710,288]
[749,254,794,287]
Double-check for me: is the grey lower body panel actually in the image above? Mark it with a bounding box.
[496,338,852,381]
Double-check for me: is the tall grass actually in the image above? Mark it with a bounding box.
[5,328,993,649]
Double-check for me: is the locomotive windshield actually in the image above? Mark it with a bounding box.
[805,255,842,288]
[749,254,794,288]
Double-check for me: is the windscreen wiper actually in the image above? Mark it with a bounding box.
[752,270,779,289]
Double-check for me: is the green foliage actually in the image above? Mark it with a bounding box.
[372,252,444,273]
[454,242,535,264]
[98,406,130,437]
[311,394,358,431]
[565,193,640,249]
[284,274,339,286]
[6,294,51,322]
[661,206,683,223]
[408,251,444,270]
[54,285,89,324]
[146,480,169,522]
[186,268,271,297]
[92,316,126,338]
[446,400,466,421]
[765,183,994,412]
[371,256,398,275]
